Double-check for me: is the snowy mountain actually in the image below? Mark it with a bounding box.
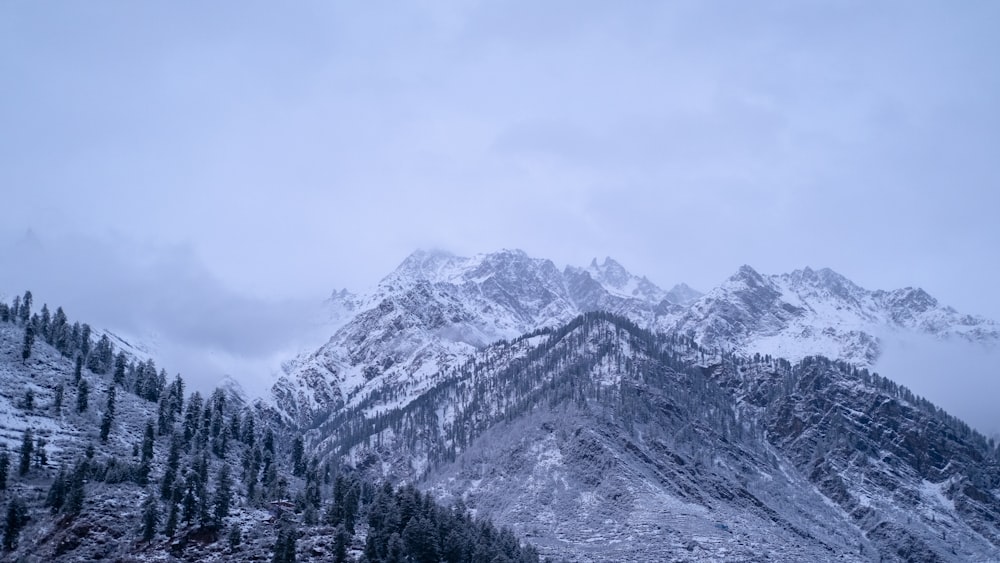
[261,250,1000,560]
[5,248,1000,562]
[306,313,1000,562]
[272,250,997,429]
[271,250,692,427]
[670,265,1000,366]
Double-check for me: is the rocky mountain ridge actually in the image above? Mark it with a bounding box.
[304,312,1000,561]
[272,250,999,429]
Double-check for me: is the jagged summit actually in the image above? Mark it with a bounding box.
[663,282,701,304]
[580,256,668,304]
[274,249,998,432]
[272,249,693,426]
[671,263,998,366]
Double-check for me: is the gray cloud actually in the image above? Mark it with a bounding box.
[876,334,1000,439]
[1,2,998,393]
[0,232,326,393]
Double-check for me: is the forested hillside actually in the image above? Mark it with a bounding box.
[0,291,545,562]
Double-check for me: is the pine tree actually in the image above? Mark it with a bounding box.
[333,525,349,563]
[76,378,89,413]
[182,472,198,525]
[292,436,305,476]
[2,497,28,551]
[161,435,181,500]
[51,306,67,349]
[18,429,33,476]
[74,354,83,384]
[139,421,155,485]
[21,323,34,364]
[403,515,439,563]
[64,462,86,515]
[39,304,50,341]
[113,351,127,386]
[228,524,242,549]
[88,333,111,374]
[183,392,203,448]
[54,382,64,414]
[19,291,32,325]
[21,389,34,411]
[141,490,160,541]
[100,385,116,442]
[0,451,8,491]
[212,464,233,528]
[164,489,180,537]
[45,468,67,513]
[385,532,405,563]
[272,521,297,563]
[79,323,91,357]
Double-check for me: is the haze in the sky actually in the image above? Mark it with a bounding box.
[2,3,998,419]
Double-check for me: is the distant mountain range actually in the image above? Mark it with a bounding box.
[4,248,998,562]
[272,249,998,428]
[261,249,1000,561]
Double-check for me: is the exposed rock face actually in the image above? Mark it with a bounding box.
[272,250,686,427]
[273,251,998,429]
[306,313,1000,561]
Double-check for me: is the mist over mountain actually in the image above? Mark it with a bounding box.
[258,248,1000,561]
[3,248,999,562]
[273,249,999,434]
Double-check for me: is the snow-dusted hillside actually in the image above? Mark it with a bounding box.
[308,313,1000,562]
[1,305,540,562]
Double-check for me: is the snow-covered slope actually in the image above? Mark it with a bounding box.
[274,251,997,430]
[670,265,999,366]
[309,313,1000,562]
[271,250,690,426]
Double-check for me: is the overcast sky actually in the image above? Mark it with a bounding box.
[2,2,999,403]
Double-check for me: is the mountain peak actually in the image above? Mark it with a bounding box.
[664,282,702,305]
[730,264,769,288]
[587,256,631,288]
